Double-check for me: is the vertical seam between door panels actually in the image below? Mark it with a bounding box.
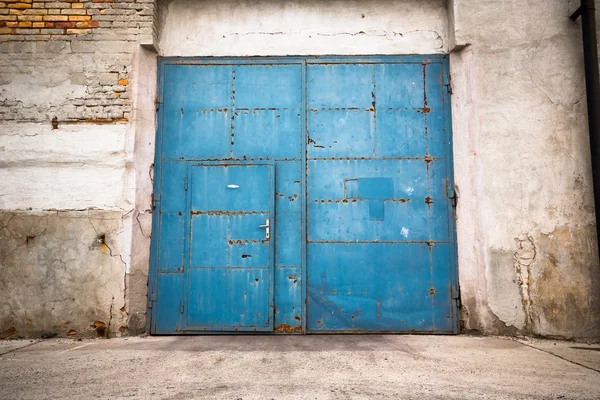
[301,60,308,334]
[230,67,236,159]
[424,62,436,331]
[269,163,274,329]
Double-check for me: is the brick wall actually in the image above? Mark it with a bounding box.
[0,0,155,122]
[0,0,100,36]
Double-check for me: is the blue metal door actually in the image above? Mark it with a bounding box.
[149,56,458,334]
[185,163,274,331]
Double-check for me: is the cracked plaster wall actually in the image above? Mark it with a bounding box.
[0,12,157,337]
[0,211,128,338]
[157,0,449,56]
[450,0,600,339]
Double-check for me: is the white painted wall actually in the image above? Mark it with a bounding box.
[0,123,131,211]
[158,0,448,56]
[449,1,599,337]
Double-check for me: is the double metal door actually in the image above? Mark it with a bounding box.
[149,57,459,334]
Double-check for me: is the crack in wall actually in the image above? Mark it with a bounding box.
[514,235,537,332]
[224,29,443,47]
[1,210,130,337]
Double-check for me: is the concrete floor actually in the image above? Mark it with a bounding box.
[0,335,599,400]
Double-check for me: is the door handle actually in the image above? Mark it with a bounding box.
[259,218,270,240]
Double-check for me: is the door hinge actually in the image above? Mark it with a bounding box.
[445,75,453,95]
[447,185,458,208]
[155,95,163,110]
[148,292,157,308]
[180,299,184,314]
[184,177,188,191]
[151,193,161,210]
[451,287,460,300]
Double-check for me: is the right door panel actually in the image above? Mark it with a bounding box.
[306,61,456,332]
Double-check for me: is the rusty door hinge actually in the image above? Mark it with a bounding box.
[184,177,188,191]
[151,193,161,209]
[180,299,184,314]
[148,292,157,308]
[451,287,460,300]
[155,96,163,111]
[450,192,457,208]
[444,75,453,95]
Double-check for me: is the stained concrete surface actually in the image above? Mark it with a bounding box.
[519,337,600,373]
[0,336,599,399]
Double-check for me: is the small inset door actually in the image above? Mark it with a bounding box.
[184,162,275,331]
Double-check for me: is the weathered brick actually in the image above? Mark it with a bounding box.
[98,72,117,84]
[0,15,17,20]
[54,21,75,29]
[0,26,15,33]
[39,27,61,33]
[68,15,89,21]
[31,20,42,27]
[23,8,47,14]
[92,15,116,21]
[17,20,31,26]
[15,27,39,33]
[42,14,67,20]
[7,3,32,9]
[71,2,82,8]
[99,8,134,15]
[60,9,86,15]
[18,15,43,21]
[53,20,71,28]
[66,27,88,34]
[44,2,71,8]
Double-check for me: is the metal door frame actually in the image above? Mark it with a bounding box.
[147,55,459,334]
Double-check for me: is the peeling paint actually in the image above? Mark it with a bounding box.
[514,235,536,332]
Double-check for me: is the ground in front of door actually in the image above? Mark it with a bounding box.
[1,335,599,399]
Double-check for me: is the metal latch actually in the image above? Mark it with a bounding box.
[259,218,270,240]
